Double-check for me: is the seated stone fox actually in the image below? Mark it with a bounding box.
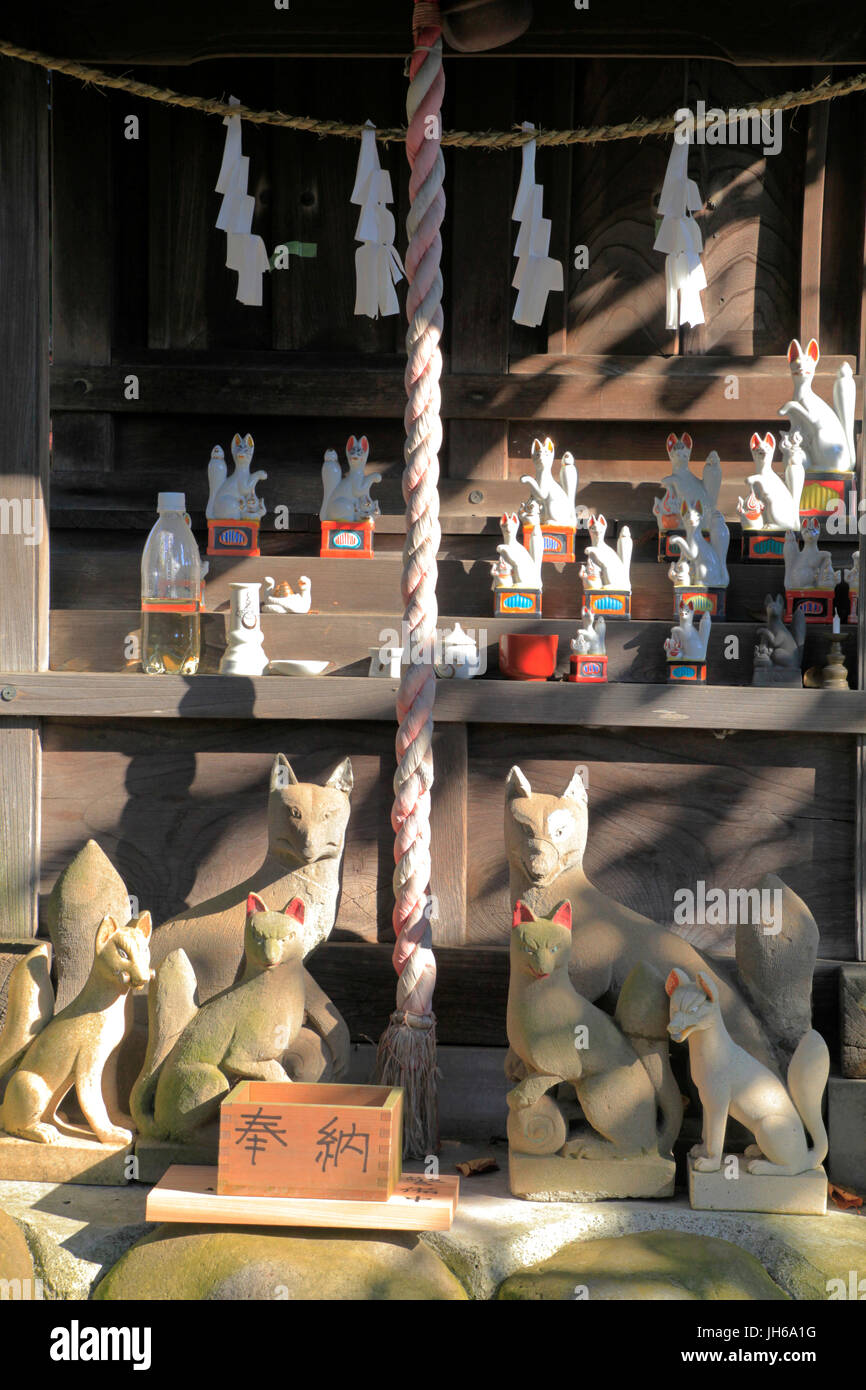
[132,895,346,1143]
[505,766,818,1074]
[508,902,682,1160]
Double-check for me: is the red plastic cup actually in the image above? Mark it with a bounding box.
[499,633,559,681]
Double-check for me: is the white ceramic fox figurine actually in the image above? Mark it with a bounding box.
[669,505,729,587]
[778,339,855,473]
[320,436,382,522]
[783,518,838,589]
[572,606,606,656]
[664,602,710,662]
[520,436,579,526]
[660,433,722,525]
[206,434,267,522]
[495,512,543,589]
[743,430,804,532]
[261,576,312,614]
[584,514,632,590]
[666,967,829,1176]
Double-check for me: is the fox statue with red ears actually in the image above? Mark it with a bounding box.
[131,892,345,1144]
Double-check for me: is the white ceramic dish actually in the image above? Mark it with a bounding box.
[267,659,330,677]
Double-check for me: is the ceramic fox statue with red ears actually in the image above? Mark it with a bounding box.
[320,434,382,522]
[506,899,682,1160]
[131,892,346,1144]
[743,430,804,532]
[778,338,856,474]
[660,431,722,524]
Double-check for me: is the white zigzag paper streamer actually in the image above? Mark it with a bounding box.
[511,122,563,328]
[352,119,405,319]
[215,96,269,306]
[653,131,706,330]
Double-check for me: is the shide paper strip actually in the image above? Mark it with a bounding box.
[654,130,707,330]
[215,96,269,305]
[351,120,405,319]
[511,122,563,328]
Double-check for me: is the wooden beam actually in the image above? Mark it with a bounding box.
[2,673,866,730]
[49,356,863,421]
[429,725,468,945]
[0,59,50,938]
[799,69,830,343]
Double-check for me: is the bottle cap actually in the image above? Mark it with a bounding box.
[157,492,186,513]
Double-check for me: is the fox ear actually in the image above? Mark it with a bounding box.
[270,752,298,791]
[232,432,242,446]
[95,915,120,950]
[562,767,587,805]
[750,432,761,449]
[325,757,353,794]
[665,432,678,453]
[764,432,775,449]
[596,513,606,526]
[512,901,535,928]
[135,910,153,940]
[359,436,369,451]
[246,892,268,917]
[696,971,717,1002]
[284,897,305,924]
[665,967,689,997]
[788,339,802,363]
[347,435,357,450]
[245,433,254,447]
[807,338,820,364]
[551,900,572,930]
[506,765,532,800]
[681,432,693,450]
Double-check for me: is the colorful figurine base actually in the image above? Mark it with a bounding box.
[785,588,835,624]
[583,589,630,620]
[522,523,576,563]
[673,586,725,619]
[494,587,542,616]
[568,653,608,683]
[687,1155,827,1216]
[207,518,260,557]
[799,470,855,530]
[509,1150,675,1203]
[320,519,375,559]
[657,528,686,562]
[742,531,786,562]
[668,659,707,684]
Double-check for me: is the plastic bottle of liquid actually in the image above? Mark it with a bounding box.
[141,493,201,674]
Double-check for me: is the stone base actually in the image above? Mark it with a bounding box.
[752,664,802,687]
[0,1132,132,1185]
[133,1133,219,1184]
[687,1155,827,1215]
[509,1150,675,1202]
[827,1076,866,1191]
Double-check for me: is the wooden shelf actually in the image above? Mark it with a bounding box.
[4,672,865,730]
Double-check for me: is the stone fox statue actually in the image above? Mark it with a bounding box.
[508,902,682,1160]
[151,755,352,998]
[0,913,153,1145]
[505,765,818,1073]
[132,895,345,1142]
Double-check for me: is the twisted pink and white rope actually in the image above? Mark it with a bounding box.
[391,5,444,1023]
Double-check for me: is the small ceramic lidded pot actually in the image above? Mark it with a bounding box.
[220,582,269,676]
[435,622,482,679]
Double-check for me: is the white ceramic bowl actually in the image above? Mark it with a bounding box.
[267,659,330,677]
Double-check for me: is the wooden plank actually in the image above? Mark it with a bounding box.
[799,70,830,344]
[0,59,50,939]
[16,0,866,63]
[146,1165,459,1231]
[429,725,468,946]
[4,672,866,728]
[50,358,863,421]
[48,609,858,691]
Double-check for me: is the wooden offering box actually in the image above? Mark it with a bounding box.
[218,1081,402,1201]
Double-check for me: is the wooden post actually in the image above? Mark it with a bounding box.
[0,59,50,938]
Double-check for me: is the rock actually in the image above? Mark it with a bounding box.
[496,1230,790,1300]
[0,1205,35,1287]
[43,840,130,1010]
[735,874,818,1062]
[840,964,866,1078]
[93,1225,469,1300]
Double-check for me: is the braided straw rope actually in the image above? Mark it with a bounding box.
[1,37,865,147]
[375,3,444,1160]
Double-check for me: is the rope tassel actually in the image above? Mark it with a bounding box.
[374,1,444,1160]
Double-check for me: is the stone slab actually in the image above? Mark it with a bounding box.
[509,1150,675,1202]
[840,964,866,1078]
[0,1133,132,1186]
[828,1075,866,1191]
[133,1135,218,1184]
[687,1155,827,1215]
